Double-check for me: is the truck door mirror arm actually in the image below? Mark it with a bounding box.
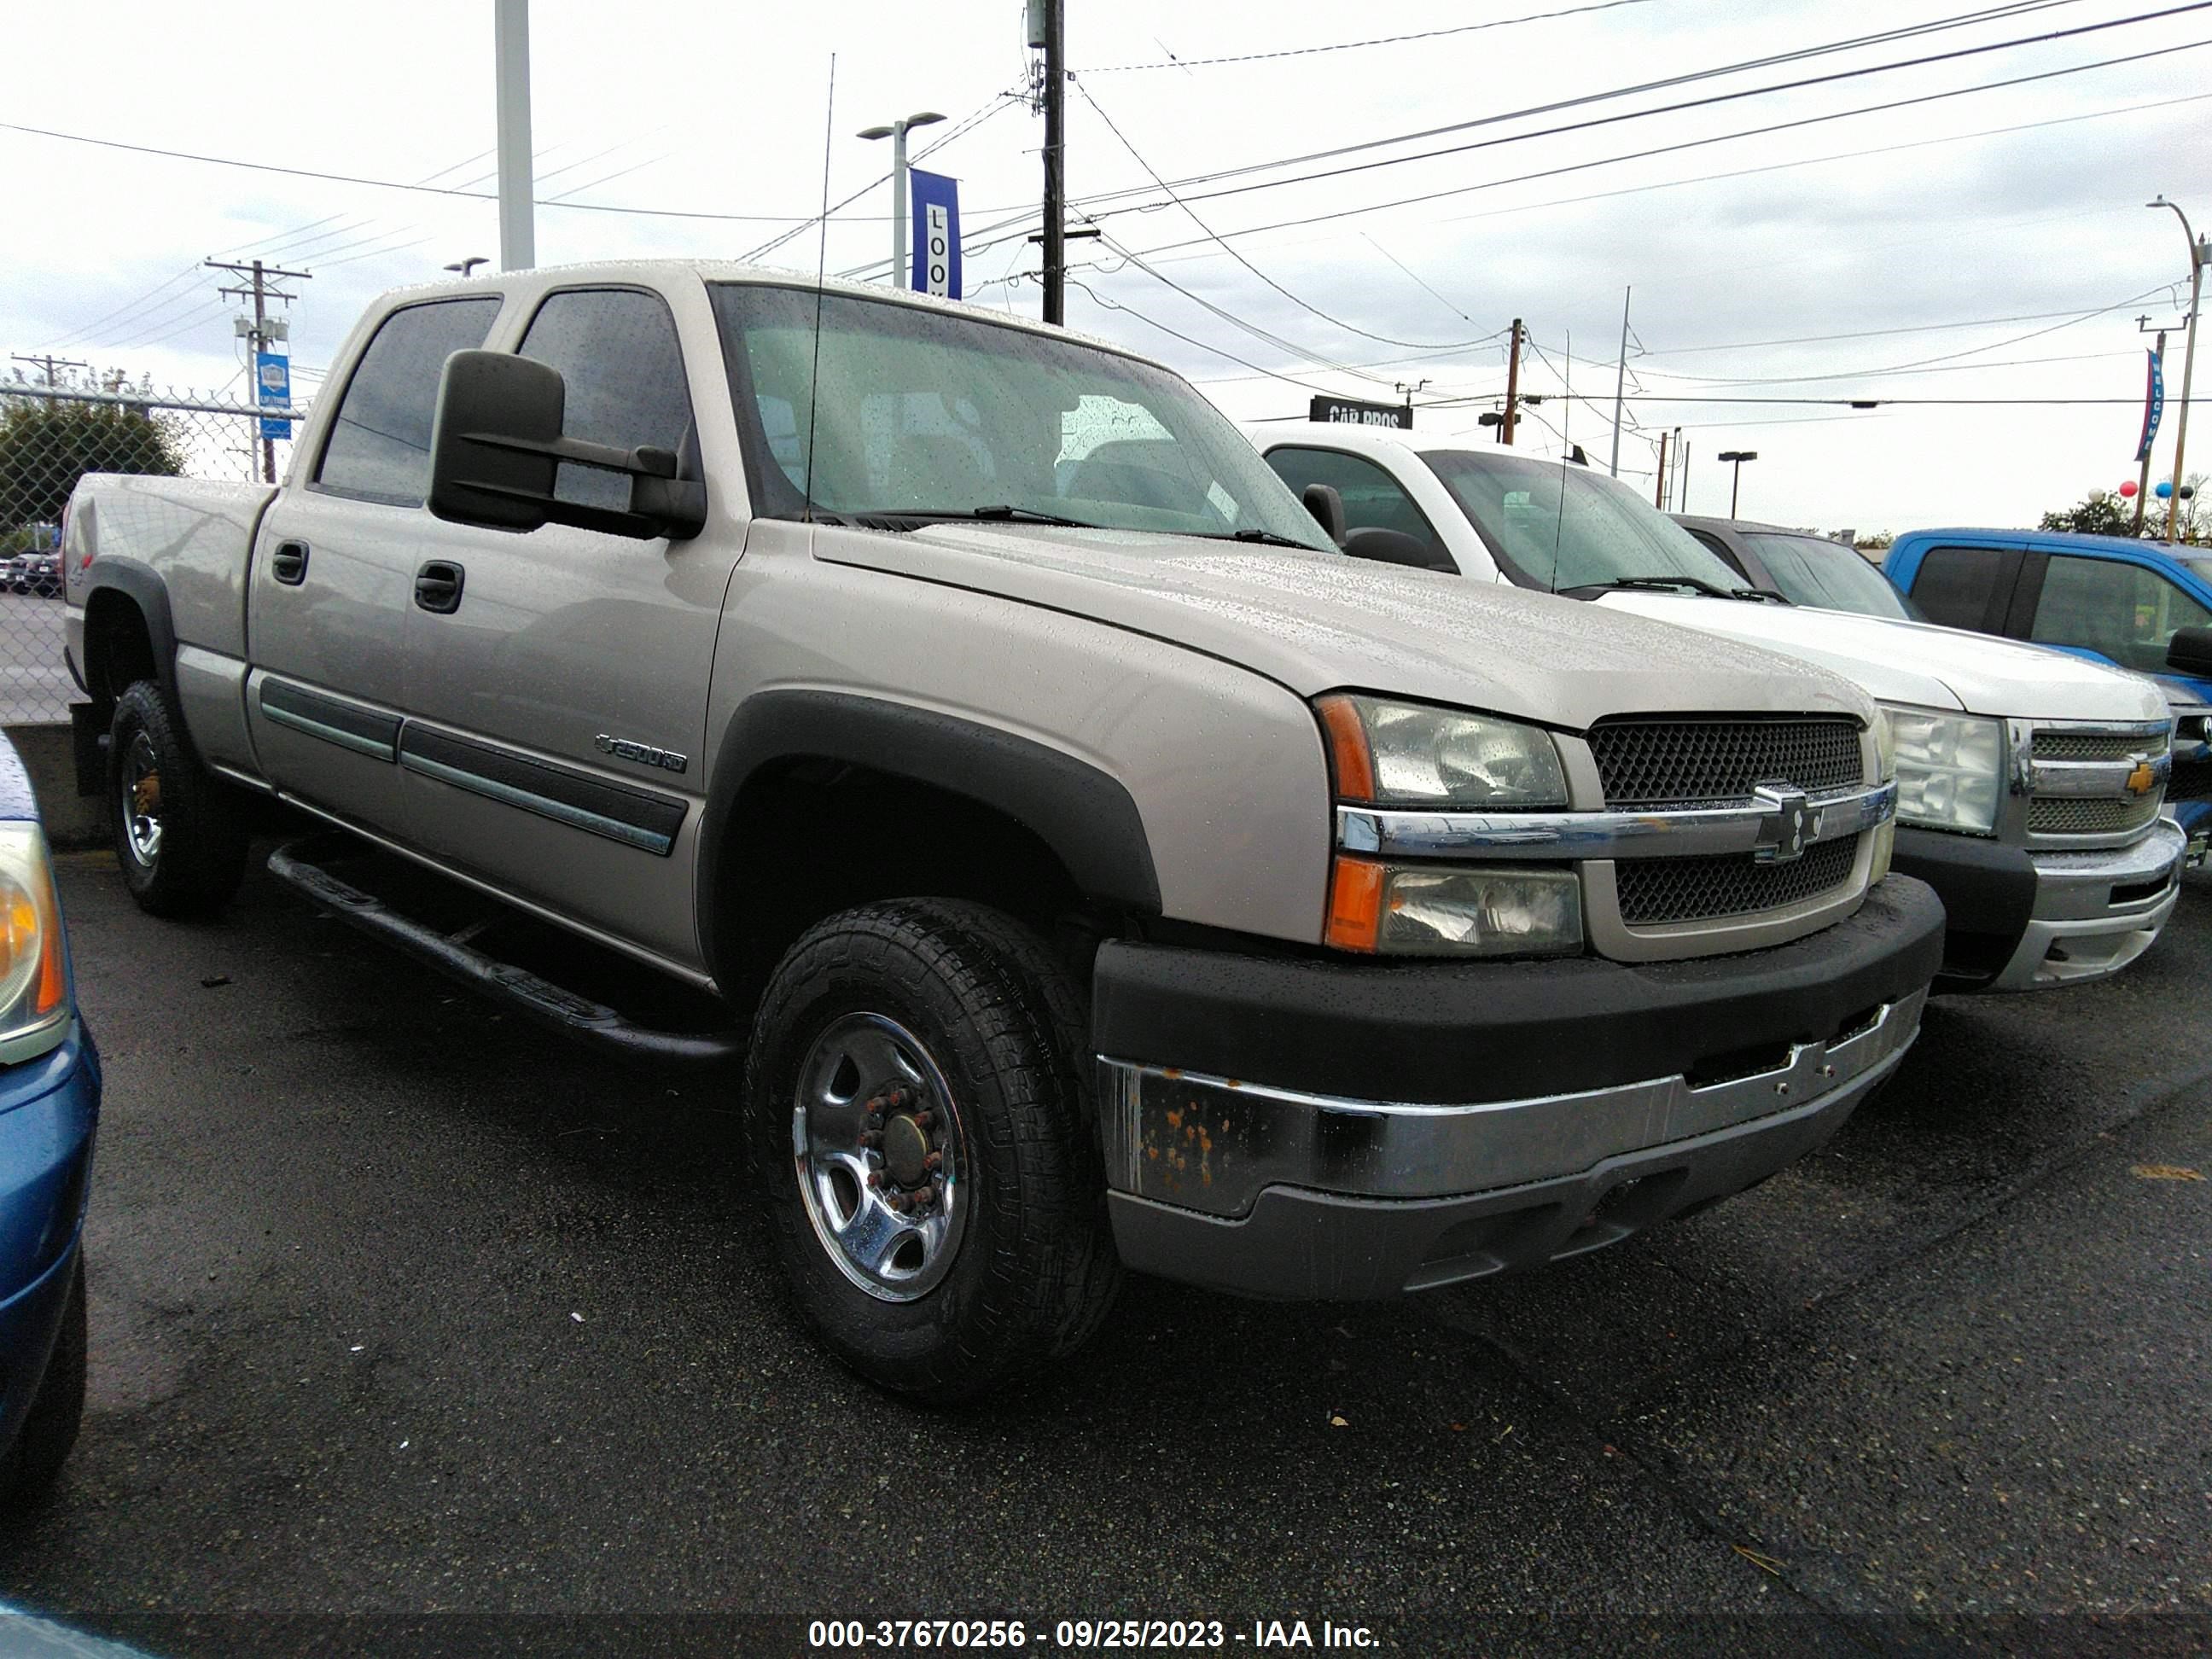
[2167,625,2212,678]
[427,349,708,542]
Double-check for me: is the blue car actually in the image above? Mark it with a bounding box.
[1886,527,2212,852]
[0,733,97,1506]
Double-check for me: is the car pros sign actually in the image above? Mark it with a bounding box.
[1309,396,1410,429]
[910,169,962,301]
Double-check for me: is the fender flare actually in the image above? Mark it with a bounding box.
[696,690,1161,981]
[79,557,181,707]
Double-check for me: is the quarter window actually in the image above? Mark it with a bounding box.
[520,288,695,514]
[317,299,503,507]
[2029,555,2212,675]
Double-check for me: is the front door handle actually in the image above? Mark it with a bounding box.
[271,540,309,585]
[414,560,465,614]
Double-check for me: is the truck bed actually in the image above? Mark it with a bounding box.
[66,474,276,664]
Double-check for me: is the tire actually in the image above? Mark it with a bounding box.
[108,678,250,919]
[2,1255,86,1507]
[743,899,1121,1401]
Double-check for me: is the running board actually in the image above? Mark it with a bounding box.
[265,836,744,1069]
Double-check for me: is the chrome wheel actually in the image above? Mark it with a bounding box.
[791,1011,967,1303]
[121,731,163,868]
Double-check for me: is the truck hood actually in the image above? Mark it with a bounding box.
[1594,592,2170,725]
[813,523,1872,731]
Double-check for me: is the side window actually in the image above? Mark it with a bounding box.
[1263,446,1449,565]
[316,298,503,507]
[1906,544,2007,632]
[2029,556,2212,674]
[519,288,694,513]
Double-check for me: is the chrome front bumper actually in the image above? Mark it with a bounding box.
[1098,987,1926,1222]
[1989,817,2186,992]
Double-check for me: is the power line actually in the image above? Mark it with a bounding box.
[1081,33,2212,262]
[1063,276,1348,396]
[1081,0,1660,73]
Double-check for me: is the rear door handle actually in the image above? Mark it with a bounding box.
[271,540,309,585]
[414,560,465,614]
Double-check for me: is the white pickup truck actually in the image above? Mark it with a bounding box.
[1256,423,2184,993]
[59,264,1944,1398]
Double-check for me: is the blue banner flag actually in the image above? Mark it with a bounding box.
[909,168,962,300]
[2136,346,2164,464]
[255,349,293,440]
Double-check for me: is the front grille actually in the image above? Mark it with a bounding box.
[1616,834,1860,926]
[2034,731,2166,762]
[2027,795,2162,836]
[2168,756,2212,802]
[1588,717,1862,807]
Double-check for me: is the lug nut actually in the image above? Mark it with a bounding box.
[913,1109,934,1129]
[866,1171,882,1189]
[923,1151,943,1172]
[860,1130,882,1149]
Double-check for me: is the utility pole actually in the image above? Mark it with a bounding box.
[9,354,87,398]
[207,258,311,485]
[1652,429,1669,508]
[1499,317,1524,445]
[495,0,536,272]
[1676,439,1691,512]
[859,111,946,290]
[1609,286,1631,478]
[2135,323,2166,536]
[1034,0,1067,324]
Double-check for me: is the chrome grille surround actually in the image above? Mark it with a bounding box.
[2009,718,2174,850]
[1587,716,1862,808]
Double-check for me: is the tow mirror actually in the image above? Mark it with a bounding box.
[428,349,707,540]
[2168,626,2212,678]
[1344,525,1450,572]
[1301,482,1347,546]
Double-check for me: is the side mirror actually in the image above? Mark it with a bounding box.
[2168,626,2212,678]
[427,349,707,540]
[1301,482,1347,546]
[1344,525,1451,572]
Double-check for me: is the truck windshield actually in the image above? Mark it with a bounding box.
[711,283,1333,550]
[1741,532,1923,620]
[1421,451,1751,597]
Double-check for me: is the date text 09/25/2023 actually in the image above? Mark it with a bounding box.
[806,1619,1380,1650]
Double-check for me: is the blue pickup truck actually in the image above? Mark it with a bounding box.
[1885,528,2212,854]
[0,735,96,1507]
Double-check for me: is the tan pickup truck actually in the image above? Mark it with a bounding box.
[63,263,1943,1398]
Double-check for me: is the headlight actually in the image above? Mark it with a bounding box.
[1871,706,1896,783]
[1327,859,1582,957]
[1316,694,1567,809]
[1880,705,2003,835]
[0,822,72,1063]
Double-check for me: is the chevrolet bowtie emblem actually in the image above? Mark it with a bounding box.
[1753,782,1818,864]
[2125,760,2157,796]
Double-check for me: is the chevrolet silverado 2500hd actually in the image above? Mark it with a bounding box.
[64,264,1941,1397]
[1258,425,2182,992]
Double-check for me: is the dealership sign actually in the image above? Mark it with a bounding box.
[1309,395,1409,429]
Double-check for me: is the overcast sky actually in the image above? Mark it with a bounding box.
[5,0,2209,533]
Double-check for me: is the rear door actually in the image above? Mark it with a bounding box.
[1892,540,2027,637]
[398,282,739,963]
[247,294,504,833]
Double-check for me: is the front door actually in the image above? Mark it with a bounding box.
[398,283,741,965]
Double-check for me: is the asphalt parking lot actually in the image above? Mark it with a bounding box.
[2,848,2209,1656]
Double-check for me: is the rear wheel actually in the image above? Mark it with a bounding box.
[108,679,248,918]
[2,1256,86,1507]
[743,899,1121,1401]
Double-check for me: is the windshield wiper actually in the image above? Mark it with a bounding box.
[1565,574,1734,599]
[1728,585,1792,603]
[1207,528,1320,549]
[859,504,1108,530]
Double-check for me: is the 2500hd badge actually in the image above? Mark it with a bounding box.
[592,733,689,774]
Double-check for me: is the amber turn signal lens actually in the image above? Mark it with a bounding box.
[1315,695,1377,804]
[1324,855,1385,952]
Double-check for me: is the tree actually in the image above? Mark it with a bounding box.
[0,395,184,532]
[2040,489,2136,538]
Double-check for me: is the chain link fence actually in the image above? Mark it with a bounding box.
[0,381,300,724]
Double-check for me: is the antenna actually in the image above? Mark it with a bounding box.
[802,54,836,524]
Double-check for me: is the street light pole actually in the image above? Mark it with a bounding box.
[494,0,535,272]
[1718,450,1758,517]
[2150,196,2208,543]
[859,111,946,289]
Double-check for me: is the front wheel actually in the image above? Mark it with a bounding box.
[108,679,248,918]
[743,899,1121,1401]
